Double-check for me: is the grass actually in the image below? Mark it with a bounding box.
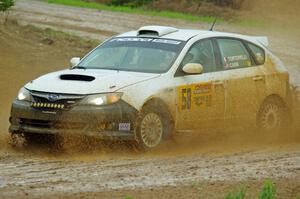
[47,0,266,28]
[225,189,246,199]
[124,197,134,199]
[124,180,297,199]
[224,180,276,199]
[47,0,219,23]
[259,180,276,199]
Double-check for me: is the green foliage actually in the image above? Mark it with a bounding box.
[124,196,134,199]
[225,188,246,199]
[223,180,278,199]
[101,0,244,9]
[109,0,153,7]
[47,0,218,23]
[259,180,276,199]
[212,0,244,8]
[0,0,14,12]
[47,0,265,26]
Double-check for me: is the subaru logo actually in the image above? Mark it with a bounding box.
[47,94,60,102]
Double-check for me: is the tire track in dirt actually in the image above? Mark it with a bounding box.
[0,147,299,197]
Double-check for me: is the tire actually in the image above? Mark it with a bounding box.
[9,133,27,148]
[135,102,173,151]
[10,132,63,150]
[257,97,289,131]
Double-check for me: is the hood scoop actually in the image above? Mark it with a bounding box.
[137,26,178,37]
[60,74,95,82]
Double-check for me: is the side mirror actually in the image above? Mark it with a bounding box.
[182,63,204,74]
[70,57,81,67]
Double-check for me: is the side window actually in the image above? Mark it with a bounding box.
[217,39,252,70]
[247,43,265,65]
[181,39,217,73]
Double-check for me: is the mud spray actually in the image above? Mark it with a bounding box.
[0,0,300,158]
[159,0,300,157]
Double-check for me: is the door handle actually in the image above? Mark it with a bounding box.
[213,80,224,86]
[253,76,264,81]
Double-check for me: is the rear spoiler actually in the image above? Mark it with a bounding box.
[251,36,269,47]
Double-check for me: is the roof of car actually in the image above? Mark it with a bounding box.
[116,26,211,41]
[115,25,269,47]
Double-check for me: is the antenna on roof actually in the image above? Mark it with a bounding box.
[209,18,218,31]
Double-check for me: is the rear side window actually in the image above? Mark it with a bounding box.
[217,39,252,69]
[247,43,265,65]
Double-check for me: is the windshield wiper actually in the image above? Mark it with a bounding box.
[103,67,120,72]
[72,66,86,70]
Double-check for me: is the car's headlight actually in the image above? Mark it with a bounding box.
[17,87,32,101]
[81,93,123,106]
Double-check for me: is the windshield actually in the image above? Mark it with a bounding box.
[78,37,186,73]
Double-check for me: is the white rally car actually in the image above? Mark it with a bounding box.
[9,26,292,150]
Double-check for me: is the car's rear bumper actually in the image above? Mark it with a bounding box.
[9,100,138,141]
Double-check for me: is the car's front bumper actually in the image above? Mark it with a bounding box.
[9,100,138,140]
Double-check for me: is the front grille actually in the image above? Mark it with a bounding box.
[31,92,84,110]
[20,119,51,128]
[20,119,87,130]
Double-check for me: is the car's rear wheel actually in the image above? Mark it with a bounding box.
[257,97,289,131]
[135,102,173,151]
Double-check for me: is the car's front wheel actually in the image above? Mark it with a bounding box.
[9,132,63,150]
[9,133,27,148]
[135,102,173,151]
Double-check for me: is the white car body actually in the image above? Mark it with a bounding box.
[10,26,290,149]
[25,26,289,128]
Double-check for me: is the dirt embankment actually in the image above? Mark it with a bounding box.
[0,22,97,148]
[10,0,300,86]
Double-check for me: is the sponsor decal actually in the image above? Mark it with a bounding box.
[119,123,131,131]
[111,38,153,42]
[42,111,57,115]
[177,83,212,111]
[224,55,252,69]
[110,38,181,45]
[152,39,181,45]
[226,55,248,62]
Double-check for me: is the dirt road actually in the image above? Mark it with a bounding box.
[0,0,300,198]
[0,143,299,198]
